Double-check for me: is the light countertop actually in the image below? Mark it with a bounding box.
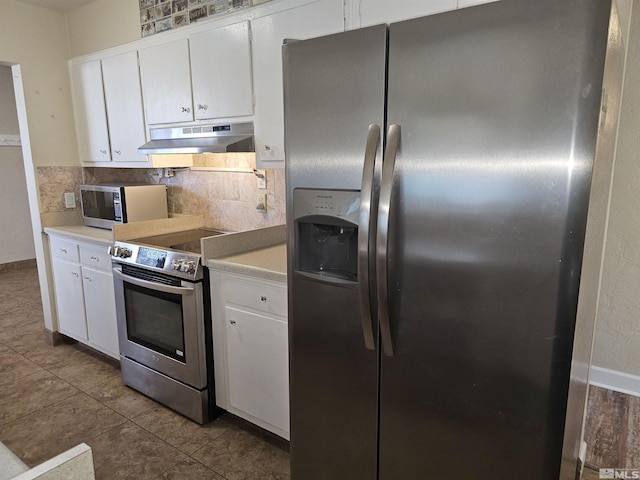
[207,243,287,283]
[204,225,287,283]
[43,225,113,245]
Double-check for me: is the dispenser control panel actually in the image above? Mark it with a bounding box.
[293,189,360,224]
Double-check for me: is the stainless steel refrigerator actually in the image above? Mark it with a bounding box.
[283,1,625,478]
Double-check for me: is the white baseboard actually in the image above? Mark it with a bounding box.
[589,366,640,398]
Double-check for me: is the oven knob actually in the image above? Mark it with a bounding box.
[118,248,132,258]
[185,261,196,273]
[172,259,183,270]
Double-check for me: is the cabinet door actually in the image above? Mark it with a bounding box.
[252,0,344,168]
[139,38,194,124]
[70,60,111,164]
[190,21,253,120]
[52,258,87,341]
[82,267,119,359]
[226,306,289,435]
[359,0,457,27]
[102,51,148,164]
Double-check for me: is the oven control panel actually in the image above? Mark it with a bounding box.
[110,241,203,281]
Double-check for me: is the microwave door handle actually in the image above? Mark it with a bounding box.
[113,266,195,296]
[358,124,381,351]
[376,123,400,357]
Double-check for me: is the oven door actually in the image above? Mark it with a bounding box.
[112,264,207,389]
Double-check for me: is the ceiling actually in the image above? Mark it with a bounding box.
[14,0,98,12]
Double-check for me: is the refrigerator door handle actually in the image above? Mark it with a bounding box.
[358,123,381,351]
[376,123,400,357]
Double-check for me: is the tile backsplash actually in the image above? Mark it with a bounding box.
[36,165,285,232]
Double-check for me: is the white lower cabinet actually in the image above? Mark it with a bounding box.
[210,270,289,439]
[51,258,87,341]
[49,236,119,359]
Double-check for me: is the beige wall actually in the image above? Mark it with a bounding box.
[0,0,78,167]
[592,2,640,377]
[0,66,35,263]
[67,0,141,58]
[0,66,19,135]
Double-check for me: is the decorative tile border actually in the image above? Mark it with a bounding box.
[140,0,250,37]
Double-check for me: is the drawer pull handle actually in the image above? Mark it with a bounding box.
[229,320,237,325]
[90,256,99,262]
[100,149,107,155]
[259,296,267,303]
[83,276,91,282]
[181,106,191,113]
[60,248,67,254]
[113,150,121,156]
[71,272,79,277]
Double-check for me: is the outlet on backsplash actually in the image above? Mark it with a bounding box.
[256,193,267,212]
[64,192,76,209]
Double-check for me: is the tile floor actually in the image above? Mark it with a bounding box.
[0,265,630,479]
[0,266,289,480]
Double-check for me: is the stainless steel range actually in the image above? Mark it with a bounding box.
[110,228,225,424]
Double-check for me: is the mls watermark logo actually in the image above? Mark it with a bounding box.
[600,468,640,479]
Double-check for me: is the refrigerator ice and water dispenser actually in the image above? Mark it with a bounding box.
[293,189,360,283]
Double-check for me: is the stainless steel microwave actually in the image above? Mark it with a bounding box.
[79,184,168,229]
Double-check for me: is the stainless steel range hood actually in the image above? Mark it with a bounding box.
[139,122,254,154]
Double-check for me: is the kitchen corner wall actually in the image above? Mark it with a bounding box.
[592,3,640,378]
[36,164,285,232]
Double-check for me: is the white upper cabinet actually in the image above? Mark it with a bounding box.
[70,60,111,164]
[140,21,253,126]
[190,21,253,120]
[251,0,345,168]
[139,38,194,125]
[358,0,457,27]
[71,53,148,165]
[101,51,147,163]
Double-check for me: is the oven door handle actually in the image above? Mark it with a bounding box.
[113,266,195,296]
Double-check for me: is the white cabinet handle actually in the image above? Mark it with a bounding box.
[181,106,191,113]
[90,256,99,262]
[197,104,208,111]
[99,149,107,155]
[259,296,267,303]
[71,271,79,277]
[264,145,271,151]
[113,150,121,156]
[83,276,91,282]
[60,248,67,254]
[229,320,237,325]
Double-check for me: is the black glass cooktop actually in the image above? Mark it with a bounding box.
[133,228,226,255]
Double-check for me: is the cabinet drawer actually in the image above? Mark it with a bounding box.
[50,237,79,262]
[224,275,287,318]
[79,243,111,272]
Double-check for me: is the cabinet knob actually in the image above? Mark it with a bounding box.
[229,320,237,325]
[181,106,191,113]
[83,276,91,282]
[113,150,121,156]
[197,104,208,111]
[60,248,67,254]
[90,256,99,262]
[264,145,271,151]
[100,149,107,155]
[71,271,79,277]
[259,295,267,303]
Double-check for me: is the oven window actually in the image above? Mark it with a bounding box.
[124,282,186,362]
